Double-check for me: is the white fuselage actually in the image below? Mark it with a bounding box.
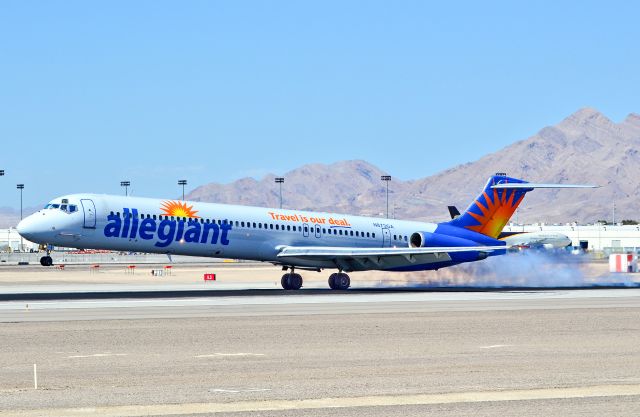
[17,194,436,270]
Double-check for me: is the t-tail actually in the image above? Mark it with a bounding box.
[446,173,596,239]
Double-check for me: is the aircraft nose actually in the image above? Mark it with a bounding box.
[16,216,34,238]
[16,214,47,242]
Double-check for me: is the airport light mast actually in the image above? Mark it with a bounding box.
[16,184,24,251]
[120,181,130,197]
[178,180,187,201]
[275,177,284,209]
[381,175,391,219]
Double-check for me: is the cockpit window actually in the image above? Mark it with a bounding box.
[44,203,78,213]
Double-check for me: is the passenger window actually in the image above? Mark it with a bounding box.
[292,226,296,231]
[323,228,326,234]
[350,231,354,236]
[304,226,308,232]
[253,222,256,228]
[287,225,291,231]
[241,222,245,227]
[276,224,280,230]
[270,224,274,229]
[373,233,376,238]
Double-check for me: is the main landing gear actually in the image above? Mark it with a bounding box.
[280,267,351,290]
[328,272,350,290]
[281,268,303,290]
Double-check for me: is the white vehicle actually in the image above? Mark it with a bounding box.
[16,174,592,290]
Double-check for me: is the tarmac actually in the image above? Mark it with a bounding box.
[0,262,639,416]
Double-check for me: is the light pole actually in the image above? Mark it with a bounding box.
[381,175,391,219]
[178,180,187,201]
[120,181,130,196]
[17,184,24,251]
[275,177,284,209]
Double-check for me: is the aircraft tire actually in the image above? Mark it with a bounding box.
[281,273,303,290]
[334,273,350,290]
[281,274,292,290]
[290,273,303,290]
[328,273,337,289]
[40,256,53,267]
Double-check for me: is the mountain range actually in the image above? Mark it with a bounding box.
[186,108,640,224]
[1,108,638,228]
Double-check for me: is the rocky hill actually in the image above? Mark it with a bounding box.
[187,108,640,224]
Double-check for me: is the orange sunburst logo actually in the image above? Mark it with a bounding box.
[465,189,524,238]
[160,200,200,218]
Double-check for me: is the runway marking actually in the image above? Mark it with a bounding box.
[195,353,265,358]
[209,388,271,393]
[8,384,640,416]
[66,353,127,358]
[479,344,513,349]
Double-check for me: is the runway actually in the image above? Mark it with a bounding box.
[0,287,640,322]
[1,285,640,416]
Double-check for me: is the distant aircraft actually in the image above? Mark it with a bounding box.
[446,206,572,249]
[17,174,594,290]
[499,231,572,249]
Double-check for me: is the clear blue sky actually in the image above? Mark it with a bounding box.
[1,0,639,209]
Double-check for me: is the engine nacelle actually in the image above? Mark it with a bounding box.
[409,231,479,248]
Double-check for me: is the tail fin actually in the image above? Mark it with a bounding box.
[446,173,596,239]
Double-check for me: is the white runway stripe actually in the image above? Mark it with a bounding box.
[7,384,640,416]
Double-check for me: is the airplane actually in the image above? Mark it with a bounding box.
[446,205,572,249]
[16,173,594,290]
[499,231,572,250]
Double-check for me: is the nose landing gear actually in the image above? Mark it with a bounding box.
[39,246,53,266]
[40,255,53,267]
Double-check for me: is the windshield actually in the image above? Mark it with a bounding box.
[44,202,78,213]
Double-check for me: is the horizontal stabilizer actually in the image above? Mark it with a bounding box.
[491,183,597,189]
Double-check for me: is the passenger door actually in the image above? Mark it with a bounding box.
[80,199,96,229]
[382,227,391,247]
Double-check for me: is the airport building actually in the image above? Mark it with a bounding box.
[0,228,39,252]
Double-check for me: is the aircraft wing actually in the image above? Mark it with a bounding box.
[276,245,505,271]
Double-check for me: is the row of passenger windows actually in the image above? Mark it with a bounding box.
[109,211,377,238]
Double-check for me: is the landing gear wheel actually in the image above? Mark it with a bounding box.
[281,273,303,290]
[328,273,350,290]
[40,256,53,267]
